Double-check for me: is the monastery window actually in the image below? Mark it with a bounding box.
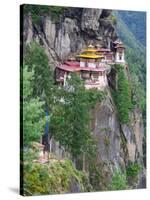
[59,69,65,77]
[81,71,90,79]
[92,72,99,81]
[119,53,122,60]
[55,69,65,82]
[55,69,61,79]
[106,55,112,60]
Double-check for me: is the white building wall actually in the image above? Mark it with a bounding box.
[115,51,125,63]
[84,73,108,90]
[87,62,96,68]
[80,61,86,67]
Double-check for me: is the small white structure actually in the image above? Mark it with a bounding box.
[114,39,125,64]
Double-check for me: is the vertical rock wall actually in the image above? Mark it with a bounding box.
[23,8,117,65]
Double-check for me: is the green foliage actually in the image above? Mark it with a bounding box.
[109,170,129,190]
[114,11,144,52]
[23,146,39,163]
[23,65,46,146]
[117,11,146,46]
[126,47,146,89]
[89,162,103,191]
[126,48,146,117]
[23,4,67,24]
[84,88,105,108]
[126,47,146,142]
[50,73,104,158]
[130,74,146,111]
[24,42,54,106]
[126,162,141,183]
[23,153,92,196]
[113,65,132,124]
[114,10,146,133]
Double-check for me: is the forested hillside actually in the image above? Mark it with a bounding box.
[117,11,146,46]
[114,11,146,126]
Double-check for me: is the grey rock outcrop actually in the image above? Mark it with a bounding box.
[90,88,145,188]
[23,8,117,65]
[92,90,144,164]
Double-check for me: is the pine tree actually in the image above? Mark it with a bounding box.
[113,65,132,124]
[24,42,54,106]
[22,65,46,146]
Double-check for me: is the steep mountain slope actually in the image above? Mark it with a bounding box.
[22,5,146,192]
[114,11,144,51]
[117,11,146,47]
[114,10,146,137]
[114,11,146,82]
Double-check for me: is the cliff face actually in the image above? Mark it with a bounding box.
[23,8,145,188]
[23,8,117,65]
[91,91,145,188]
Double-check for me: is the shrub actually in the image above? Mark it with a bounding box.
[126,162,141,184]
[112,64,132,124]
[89,162,104,191]
[23,156,92,196]
[22,65,46,147]
[109,170,129,190]
[24,42,54,105]
[23,5,67,24]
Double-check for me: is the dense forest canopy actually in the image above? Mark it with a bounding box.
[114,10,146,126]
[117,11,146,46]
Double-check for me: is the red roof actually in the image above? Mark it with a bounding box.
[57,64,80,72]
[57,62,108,72]
[64,61,80,67]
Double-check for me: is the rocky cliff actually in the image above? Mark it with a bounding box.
[23,8,117,65]
[22,7,145,189]
[90,90,145,189]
